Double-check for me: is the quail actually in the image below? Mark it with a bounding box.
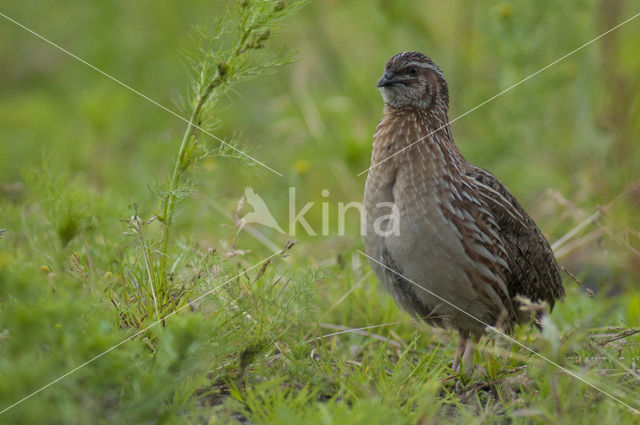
[363,52,564,371]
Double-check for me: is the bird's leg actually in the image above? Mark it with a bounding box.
[452,332,468,373]
[461,336,475,373]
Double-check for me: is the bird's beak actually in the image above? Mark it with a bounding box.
[377,72,397,88]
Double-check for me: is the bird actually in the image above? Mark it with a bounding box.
[363,51,565,372]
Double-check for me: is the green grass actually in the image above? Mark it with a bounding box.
[1,0,640,423]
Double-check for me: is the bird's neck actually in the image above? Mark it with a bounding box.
[375,105,464,169]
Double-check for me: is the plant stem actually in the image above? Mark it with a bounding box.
[136,217,160,320]
[158,13,259,273]
[160,82,215,269]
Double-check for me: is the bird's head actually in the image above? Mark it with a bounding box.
[377,51,449,111]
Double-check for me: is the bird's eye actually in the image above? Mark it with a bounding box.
[409,67,418,75]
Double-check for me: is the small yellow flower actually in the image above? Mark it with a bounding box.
[293,159,310,175]
[498,3,513,19]
[40,265,52,274]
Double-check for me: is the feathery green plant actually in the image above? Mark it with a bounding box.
[115,0,307,325]
[160,0,305,262]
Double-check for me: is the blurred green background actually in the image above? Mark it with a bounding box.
[1,0,639,423]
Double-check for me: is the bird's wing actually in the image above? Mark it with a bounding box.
[464,166,564,309]
[438,171,516,327]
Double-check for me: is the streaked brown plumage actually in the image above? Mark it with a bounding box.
[363,52,564,371]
